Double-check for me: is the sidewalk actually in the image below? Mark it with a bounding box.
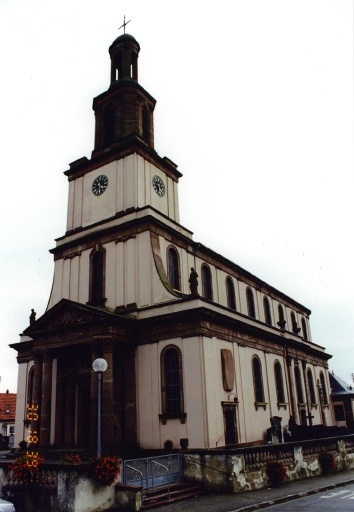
[146,469,354,511]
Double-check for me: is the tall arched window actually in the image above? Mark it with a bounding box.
[252,356,265,403]
[274,361,285,403]
[291,312,297,333]
[291,312,301,334]
[226,277,236,310]
[277,304,286,329]
[161,346,184,415]
[263,296,272,325]
[294,365,304,403]
[201,264,213,300]
[307,368,316,404]
[246,288,256,318]
[301,317,308,340]
[320,372,329,404]
[167,247,180,290]
[90,248,106,305]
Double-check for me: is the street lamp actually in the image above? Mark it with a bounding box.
[93,358,108,458]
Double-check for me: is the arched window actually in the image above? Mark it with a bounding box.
[263,296,272,325]
[161,346,184,415]
[246,288,256,318]
[252,356,265,403]
[90,248,106,305]
[201,264,213,300]
[274,361,285,403]
[320,372,329,404]
[167,247,180,290]
[291,312,297,333]
[307,368,316,404]
[294,365,304,403]
[301,317,308,340]
[226,277,236,310]
[277,304,286,329]
[291,312,301,333]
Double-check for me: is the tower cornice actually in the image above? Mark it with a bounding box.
[64,139,181,182]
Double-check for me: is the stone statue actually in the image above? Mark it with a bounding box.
[267,416,283,444]
[30,308,36,325]
[189,268,199,296]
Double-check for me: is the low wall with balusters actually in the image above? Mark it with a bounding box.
[183,434,354,492]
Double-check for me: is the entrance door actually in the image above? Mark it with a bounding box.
[223,404,238,445]
[77,375,90,448]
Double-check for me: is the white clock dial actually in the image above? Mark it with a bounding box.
[152,175,165,197]
[92,175,108,196]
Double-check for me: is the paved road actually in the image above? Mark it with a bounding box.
[143,469,354,512]
[261,483,354,510]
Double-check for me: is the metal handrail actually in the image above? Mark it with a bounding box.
[152,460,170,500]
[124,465,144,506]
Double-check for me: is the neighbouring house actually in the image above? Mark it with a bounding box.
[0,391,16,446]
[329,371,354,428]
[10,32,334,453]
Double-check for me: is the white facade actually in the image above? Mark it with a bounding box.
[12,32,334,452]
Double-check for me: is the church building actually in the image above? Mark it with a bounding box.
[12,32,334,452]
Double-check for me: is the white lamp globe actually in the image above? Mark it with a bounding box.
[92,358,108,372]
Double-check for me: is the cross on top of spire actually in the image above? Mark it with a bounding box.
[118,15,131,34]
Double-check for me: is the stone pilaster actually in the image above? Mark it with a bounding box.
[40,351,53,447]
[63,364,76,447]
[102,340,115,445]
[29,351,43,447]
[90,342,100,448]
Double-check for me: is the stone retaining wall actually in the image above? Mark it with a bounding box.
[183,434,354,492]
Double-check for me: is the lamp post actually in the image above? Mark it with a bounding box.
[93,358,108,458]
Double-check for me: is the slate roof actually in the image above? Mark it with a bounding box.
[329,372,354,397]
[0,392,16,422]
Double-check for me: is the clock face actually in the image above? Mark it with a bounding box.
[92,175,108,196]
[152,175,165,197]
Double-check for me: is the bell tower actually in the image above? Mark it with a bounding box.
[92,34,156,157]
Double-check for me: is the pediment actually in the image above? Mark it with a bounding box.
[23,299,115,336]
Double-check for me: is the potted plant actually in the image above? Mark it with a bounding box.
[92,456,120,487]
[9,453,45,484]
[60,454,82,464]
[163,439,173,452]
[318,451,337,474]
[266,460,287,487]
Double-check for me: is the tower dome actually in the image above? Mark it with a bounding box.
[109,33,140,83]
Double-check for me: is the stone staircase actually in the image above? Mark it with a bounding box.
[142,482,208,509]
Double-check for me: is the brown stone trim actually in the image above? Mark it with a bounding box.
[52,209,193,258]
[65,140,182,182]
[52,220,310,317]
[151,232,181,298]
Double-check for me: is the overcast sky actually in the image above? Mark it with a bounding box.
[0,0,353,393]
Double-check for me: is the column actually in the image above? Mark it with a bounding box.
[123,348,137,445]
[102,340,115,446]
[54,356,65,446]
[90,342,100,448]
[286,356,298,423]
[29,351,43,448]
[39,351,53,447]
[63,363,76,447]
[301,360,313,426]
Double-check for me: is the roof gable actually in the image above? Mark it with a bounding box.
[0,393,16,421]
[23,299,124,338]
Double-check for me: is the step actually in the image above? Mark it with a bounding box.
[142,482,208,509]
